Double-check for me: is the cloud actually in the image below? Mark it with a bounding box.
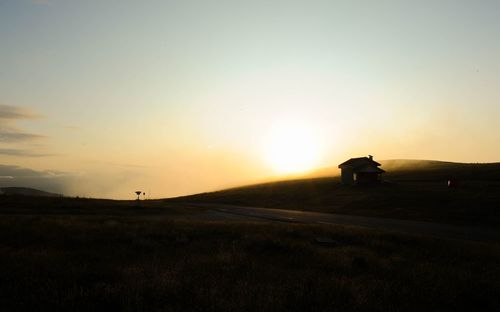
[0,104,48,160]
[87,160,154,169]
[0,164,63,178]
[0,126,45,143]
[0,164,74,194]
[0,104,39,120]
[0,148,53,157]
[0,163,150,198]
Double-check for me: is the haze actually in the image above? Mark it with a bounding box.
[1,0,500,198]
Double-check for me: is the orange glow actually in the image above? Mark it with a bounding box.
[263,119,323,175]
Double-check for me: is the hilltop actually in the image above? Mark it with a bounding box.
[306,159,500,180]
[168,160,500,226]
[0,187,61,197]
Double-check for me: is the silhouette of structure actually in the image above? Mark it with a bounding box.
[338,155,385,185]
[135,191,142,200]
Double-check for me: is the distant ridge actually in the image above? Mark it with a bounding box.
[378,159,500,181]
[380,159,465,169]
[305,159,500,179]
[0,187,61,197]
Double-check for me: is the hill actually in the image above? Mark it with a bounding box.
[2,161,500,310]
[168,160,500,226]
[380,159,500,181]
[0,187,61,197]
[305,159,500,180]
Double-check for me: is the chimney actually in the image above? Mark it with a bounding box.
[368,155,373,160]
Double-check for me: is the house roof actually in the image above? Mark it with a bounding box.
[338,157,381,168]
[354,164,386,173]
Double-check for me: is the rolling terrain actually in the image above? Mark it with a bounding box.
[169,160,500,226]
[1,160,500,311]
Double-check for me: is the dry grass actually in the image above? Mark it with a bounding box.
[170,178,500,226]
[1,209,500,311]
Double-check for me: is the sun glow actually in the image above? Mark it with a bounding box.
[263,119,323,175]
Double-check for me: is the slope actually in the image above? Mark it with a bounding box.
[168,160,500,226]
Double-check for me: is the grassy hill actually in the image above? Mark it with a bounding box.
[381,159,500,181]
[168,160,500,226]
[303,159,500,180]
[0,187,61,197]
[1,160,500,311]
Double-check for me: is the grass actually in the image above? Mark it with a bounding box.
[1,199,500,311]
[2,161,500,310]
[169,161,500,227]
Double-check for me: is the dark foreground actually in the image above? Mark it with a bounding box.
[1,197,500,311]
[193,203,500,243]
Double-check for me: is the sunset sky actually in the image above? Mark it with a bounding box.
[1,0,500,198]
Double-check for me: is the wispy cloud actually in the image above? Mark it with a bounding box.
[86,159,154,169]
[0,126,45,143]
[0,164,72,194]
[0,163,149,198]
[0,164,66,178]
[0,104,39,120]
[0,148,53,157]
[0,104,48,157]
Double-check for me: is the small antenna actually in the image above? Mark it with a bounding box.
[135,191,142,200]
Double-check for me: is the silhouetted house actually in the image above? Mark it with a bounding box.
[338,155,385,185]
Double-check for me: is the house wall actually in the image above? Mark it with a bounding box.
[340,167,354,185]
[355,172,381,184]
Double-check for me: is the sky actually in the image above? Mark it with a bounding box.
[1,0,500,199]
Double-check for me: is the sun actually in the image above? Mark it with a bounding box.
[263,120,322,175]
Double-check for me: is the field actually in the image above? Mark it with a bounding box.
[2,160,500,311]
[1,196,500,311]
[170,161,500,227]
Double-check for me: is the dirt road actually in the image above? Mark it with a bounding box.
[190,203,500,243]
